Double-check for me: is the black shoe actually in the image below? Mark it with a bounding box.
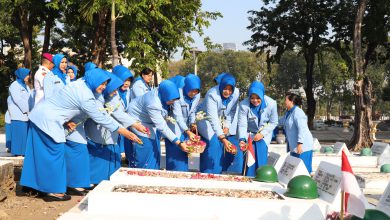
[67,187,88,196]
[43,193,71,202]
[20,186,45,197]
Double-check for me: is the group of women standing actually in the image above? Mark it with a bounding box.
[5,52,314,202]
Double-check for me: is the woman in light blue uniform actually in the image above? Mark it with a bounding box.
[43,54,69,100]
[166,74,200,171]
[130,67,154,99]
[8,68,34,156]
[238,81,278,176]
[85,74,130,184]
[197,73,239,174]
[212,73,243,174]
[66,65,78,82]
[112,65,134,157]
[5,110,11,151]
[281,92,313,173]
[127,80,190,169]
[20,68,141,201]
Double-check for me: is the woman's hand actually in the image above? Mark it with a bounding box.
[296,143,303,154]
[186,130,197,141]
[131,122,149,135]
[222,138,237,155]
[223,127,229,135]
[253,133,264,142]
[118,127,142,144]
[64,121,77,131]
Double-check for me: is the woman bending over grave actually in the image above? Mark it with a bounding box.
[281,92,313,173]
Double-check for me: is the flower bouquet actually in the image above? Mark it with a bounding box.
[185,135,206,156]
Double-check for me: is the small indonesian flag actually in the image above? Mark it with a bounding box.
[247,134,256,167]
[341,149,368,218]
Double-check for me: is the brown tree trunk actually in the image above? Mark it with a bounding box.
[16,6,32,69]
[42,16,54,53]
[92,8,109,67]
[303,49,316,130]
[111,0,119,67]
[349,0,373,151]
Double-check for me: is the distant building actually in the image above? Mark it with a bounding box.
[222,43,236,51]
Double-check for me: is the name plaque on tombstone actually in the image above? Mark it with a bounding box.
[355,175,366,189]
[333,142,350,156]
[268,152,280,167]
[377,182,390,217]
[313,161,342,204]
[278,155,309,185]
[371,142,390,166]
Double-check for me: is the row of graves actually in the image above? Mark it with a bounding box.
[57,140,390,219]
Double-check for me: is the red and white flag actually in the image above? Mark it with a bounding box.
[341,149,368,218]
[247,134,256,167]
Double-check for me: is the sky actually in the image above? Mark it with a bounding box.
[173,0,263,60]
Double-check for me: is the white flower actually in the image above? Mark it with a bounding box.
[195,111,211,122]
[99,103,120,115]
[165,116,176,124]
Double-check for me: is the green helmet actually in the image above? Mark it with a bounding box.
[360,148,372,156]
[351,209,390,220]
[380,164,390,173]
[324,146,334,153]
[284,175,319,199]
[254,165,278,183]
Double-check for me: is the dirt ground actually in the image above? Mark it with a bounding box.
[0,184,83,220]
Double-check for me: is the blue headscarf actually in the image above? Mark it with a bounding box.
[112,65,134,82]
[52,54,68,84]
[248,81,267,118]
[183,74,201,107]
[15,68,30,90]
[84,62,97,72]
[103,73,123,98]
[214,72,227,85]
[169,75,185,89]
[158,80,180,110]
[112,65,133,107]
[219,73,236,106]
[84,68,111,95]
[67,65,78,81]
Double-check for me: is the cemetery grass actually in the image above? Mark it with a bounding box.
[1,183,81,220]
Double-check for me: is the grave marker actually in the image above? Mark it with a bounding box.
[313,161,342,205]
[377,182,390,217]
[277,155,309,185]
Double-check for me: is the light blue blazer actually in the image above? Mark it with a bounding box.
[29,79,121,143]
[8,81,34,121]
[127,89,178,142]
[43,72,66,100]
[196,86,239,140]
[5,110,10,124]
[168,88,200,137]
[130,78,151,100]
[281,106,313,153]
[65,113,88,144]
[237,95,278,145]
[108,93,136,128]
[84,96,120,145]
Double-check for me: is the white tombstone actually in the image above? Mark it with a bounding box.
[313,161,342,207]
[355,175,365,189]
[268,152,288,173]
[371,142,390,166]
[313,138,322,151]
[333,142,350,156]
[277,155,310,185]
[377,182,390,217]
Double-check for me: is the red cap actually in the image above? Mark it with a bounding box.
[42,53,53,63]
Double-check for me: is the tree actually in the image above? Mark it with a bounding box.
[245,0,333,129]
[329,0,390,150]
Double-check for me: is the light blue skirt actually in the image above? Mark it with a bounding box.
[65,140,90,188]
[20,123,66,193]
[87,140,121,184]
[10,120,29,156]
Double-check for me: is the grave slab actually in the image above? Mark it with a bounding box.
[377,182,390,217]
[313,161,342,209]
[355,173,390,194]
[277,155,310,185]
[371,142,390,166]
